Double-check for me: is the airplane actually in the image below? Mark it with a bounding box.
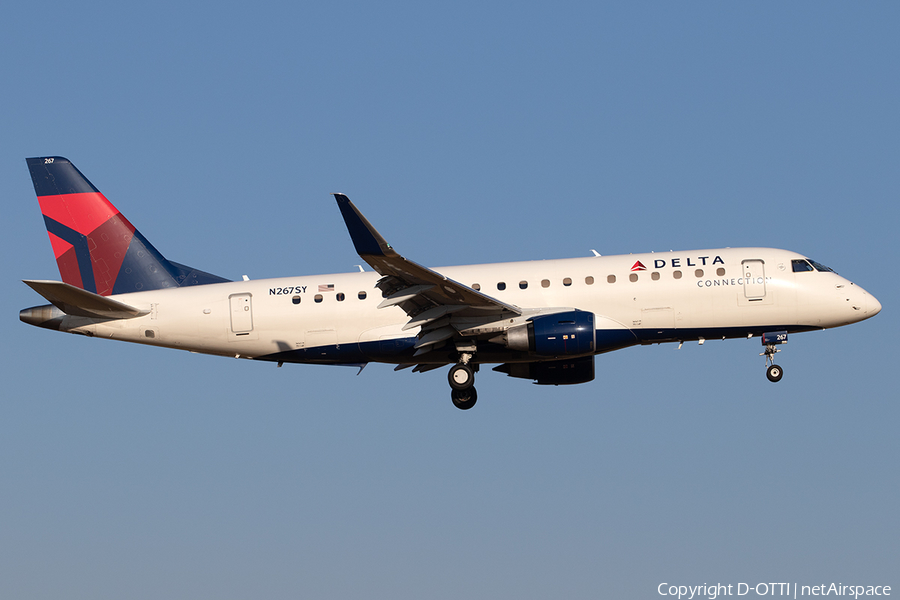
[20,156,882,409]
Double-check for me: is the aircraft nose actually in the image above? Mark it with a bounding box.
[867,293,882,317]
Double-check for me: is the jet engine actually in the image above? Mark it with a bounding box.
[501,310,595,357]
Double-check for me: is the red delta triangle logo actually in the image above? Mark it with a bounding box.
[631,261,647,272]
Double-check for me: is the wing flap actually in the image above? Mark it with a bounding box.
[377,284,435,309]
[413,326,457,349]
[401,305,469,331]
[412,363,448,374]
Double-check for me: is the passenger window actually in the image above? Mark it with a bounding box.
[336,293,345,302]
[651,272,660,281]
[607,275,616,284]
[563,278,572,286]
[519,281,528,290]
[695,269,704,278]
[716,268,726,276]
[629,273,638,282]
[585,276,594,285]
[541,279,550,288]
[497,282,506,291]
[673,270,682,279]
[292,295,301,305]
[314,294,323,303]
[472,283,481,291]
[358,291,367,300]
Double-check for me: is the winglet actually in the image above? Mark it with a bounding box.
[333,194,396,257]
[332,193,522,317]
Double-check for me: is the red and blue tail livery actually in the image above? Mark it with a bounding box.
[27,157,229,295]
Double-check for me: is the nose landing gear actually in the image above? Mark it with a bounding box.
[765,361,784,382]
[760,331,787,383]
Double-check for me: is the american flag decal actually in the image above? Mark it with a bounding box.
[318,284,335,292]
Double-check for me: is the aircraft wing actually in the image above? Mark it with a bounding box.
[334,194,521,354]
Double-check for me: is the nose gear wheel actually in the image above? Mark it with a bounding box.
[761,343,784,383]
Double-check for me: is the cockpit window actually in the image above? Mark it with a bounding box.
[792,259,815,272]
[792,258,836,274]
[809,260,835,273]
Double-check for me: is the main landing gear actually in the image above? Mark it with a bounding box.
[448,363,474,390]
[448,349,478,410]
[760,331,788,383]
[451,387,477,410]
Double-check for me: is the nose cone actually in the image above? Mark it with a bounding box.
[867,293,882,317]
[850,284,881,322]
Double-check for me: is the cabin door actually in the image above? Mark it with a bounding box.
[229,293,254,334]
[742,260,766,300]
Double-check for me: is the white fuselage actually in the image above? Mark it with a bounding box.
[44,247,880,367]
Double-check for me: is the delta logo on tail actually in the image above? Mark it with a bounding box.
[27,157,229,296]
[29,157,134,295]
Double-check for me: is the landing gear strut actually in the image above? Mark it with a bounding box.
[449,347,477,409]
[760,331,787,383]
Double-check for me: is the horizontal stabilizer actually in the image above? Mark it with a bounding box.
[23,280,148,319]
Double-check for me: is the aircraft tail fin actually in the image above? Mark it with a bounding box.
[26,157,230,296]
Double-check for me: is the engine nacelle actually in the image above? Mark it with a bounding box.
[493,355,595,385]
[504,310,595,357]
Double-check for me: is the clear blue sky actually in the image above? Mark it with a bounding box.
[2,2,897,598]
